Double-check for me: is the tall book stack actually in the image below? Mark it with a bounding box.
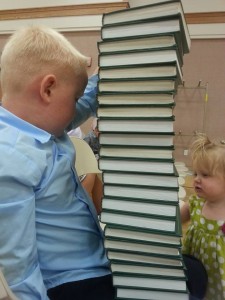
[97,0,191,299]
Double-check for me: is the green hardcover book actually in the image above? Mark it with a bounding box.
[101,16,190,54]
[97,116,175,133]
[103,0,181,26]
[110,260,185,278]
[128,0,179,8]
[99,132,175,147]
[97,91,175,106]
[98,156,175,174]
[116,286,189,300]
[99,145,174,160]
[97,77,179,94]
[112,272,187,292]
[97,33,183,57]
[97,104,174,118]
[107,249,184,268]
[98,62,182,84]
[100,207,179,233]
[103,183,179,202]
[104,236,181,258]
[102,171,179,190]
[101,196,178,217]
[104,224,182,246]
[98,47,183,78]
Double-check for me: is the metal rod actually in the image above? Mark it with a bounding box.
[202,82,209,132]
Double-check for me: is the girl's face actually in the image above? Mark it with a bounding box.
[193,169,225,202]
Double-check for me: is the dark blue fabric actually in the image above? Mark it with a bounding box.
[183,254,208,300]
[47,274,115,300]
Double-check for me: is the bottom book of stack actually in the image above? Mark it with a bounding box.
[116,287,189,300]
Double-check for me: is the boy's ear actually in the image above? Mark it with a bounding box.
[40,74,56,103]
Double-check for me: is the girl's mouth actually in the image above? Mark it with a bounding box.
[194,186,202,193]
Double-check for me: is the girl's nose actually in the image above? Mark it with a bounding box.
[194,175,200,183]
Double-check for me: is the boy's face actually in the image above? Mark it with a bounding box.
[51,72,88,137]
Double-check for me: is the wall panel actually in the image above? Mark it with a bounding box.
[0,32,224,166]
[174,39,225,166]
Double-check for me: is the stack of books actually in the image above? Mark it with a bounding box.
[97,0,191,299]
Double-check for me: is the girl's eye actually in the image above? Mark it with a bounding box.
[194,172,209,177]
[202,173,209,177]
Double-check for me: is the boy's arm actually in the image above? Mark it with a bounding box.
[180,201,190,224]
[67,74,99,131]
[0,150,49,300]
[92,175,103,215]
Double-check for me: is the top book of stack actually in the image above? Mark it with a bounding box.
[101,0,190,54]
[128,0,177,8]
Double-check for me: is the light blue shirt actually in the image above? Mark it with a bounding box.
[0,75,110,300]
[67,73,99,130]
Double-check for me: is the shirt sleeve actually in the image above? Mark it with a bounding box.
[0,146,49,300]
[67,74,99,131]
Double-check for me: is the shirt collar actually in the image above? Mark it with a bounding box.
[0,106,53,143]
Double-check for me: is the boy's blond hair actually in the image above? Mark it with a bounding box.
[191,134,225,178]
[0,25,87,93]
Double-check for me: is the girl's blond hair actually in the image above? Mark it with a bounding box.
[0,25,87,93]
[191,134,225,178]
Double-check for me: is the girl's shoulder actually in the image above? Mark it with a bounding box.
[188,196,225,236]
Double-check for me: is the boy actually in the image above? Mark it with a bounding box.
[0,25,114,300]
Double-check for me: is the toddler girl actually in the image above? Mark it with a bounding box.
[181,135,225,300]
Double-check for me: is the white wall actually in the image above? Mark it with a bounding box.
[0,0,124,10]
[0,16,103,34]
[182,0,225,38]
[0,0,224,37]
[182,0,225,13]
[0,0,224,12]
